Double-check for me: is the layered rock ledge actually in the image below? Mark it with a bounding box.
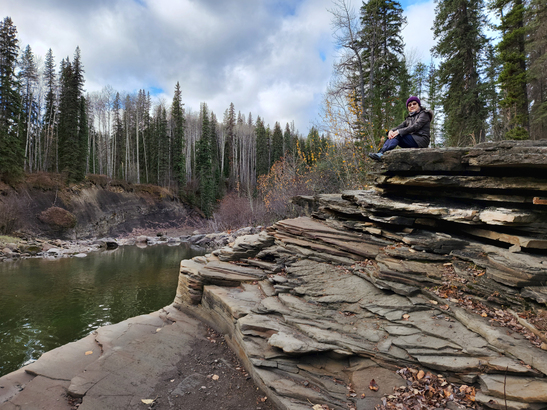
[175,140,547,410]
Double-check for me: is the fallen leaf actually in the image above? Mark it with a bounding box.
[481,312,488,317]
[429,300,439,305]
[361,393,366,398]
[449,298,458,303]
[417,370,425,380]
[312,405,323,410]
[156,328,161,332]
[369,379,379,391]
[84,351,93,356]
[212,374,219,381]
[402,314,410,320]
[141,399,155,404]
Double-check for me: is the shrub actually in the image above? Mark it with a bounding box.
[0,197,20,234]
[26,172,64,190]
[211,192,256,231]
[38,207,77,229]
[86,174,111,188]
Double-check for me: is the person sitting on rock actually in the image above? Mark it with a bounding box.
[368,96,433,161]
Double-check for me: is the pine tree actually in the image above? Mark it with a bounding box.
[359,0,407,144]
[195,103,214,217]
[255,116,269,177]
[432,0,489,146]
[526,0,547,140]
[223,102,236,181]
[171,82,186,191]
[491,0,529,139]
[271,121,284,163]
[57,48,86,182]
[42,48,57,172]
[0,17,23,180]
[283,123,293,156]
[410,62,428,99]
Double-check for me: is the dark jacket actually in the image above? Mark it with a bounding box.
[392,109,433,148]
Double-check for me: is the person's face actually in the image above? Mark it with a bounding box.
[407,101,420,113]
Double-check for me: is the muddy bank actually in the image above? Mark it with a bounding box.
[0,174,203,240]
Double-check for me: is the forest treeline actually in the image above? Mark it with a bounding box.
[0,0,546,224]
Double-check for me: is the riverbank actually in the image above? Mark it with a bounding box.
[0,304,276,410]
[0,225,264,262]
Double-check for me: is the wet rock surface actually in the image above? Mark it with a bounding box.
[175,141,547,410]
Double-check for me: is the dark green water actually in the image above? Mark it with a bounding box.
[0,244,204,377]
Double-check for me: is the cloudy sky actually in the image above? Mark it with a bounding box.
[5,0,436,134]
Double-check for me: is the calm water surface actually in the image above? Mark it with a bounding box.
[0,244,205,377]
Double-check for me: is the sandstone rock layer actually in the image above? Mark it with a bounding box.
[175,140,547,410]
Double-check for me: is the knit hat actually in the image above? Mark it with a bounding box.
[406,96,421,107]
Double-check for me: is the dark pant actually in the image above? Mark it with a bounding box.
[379,134,419,153]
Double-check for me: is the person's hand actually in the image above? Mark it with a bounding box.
[388,130,399,139]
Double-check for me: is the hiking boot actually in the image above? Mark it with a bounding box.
[368,152,383,161]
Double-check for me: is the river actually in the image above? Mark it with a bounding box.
[0,243,205,377]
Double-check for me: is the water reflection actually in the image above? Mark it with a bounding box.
[0,244,204,377]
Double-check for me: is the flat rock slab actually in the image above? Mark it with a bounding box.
[0,305,204,410]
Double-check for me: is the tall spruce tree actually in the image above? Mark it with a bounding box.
[255,116,269,178]
[359,0,407,145]
[171,82,186,191]
[271,121,284,163]
[483,44,503,140]
[42,48,57,172]
[57,47,86,181]
[491,0,529,139]
[195,103,214,217]
[0,17,23,180]
[432,0,489,146]
[526,0,547,140]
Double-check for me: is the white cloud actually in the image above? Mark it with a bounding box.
[402,0,436,64]
[5,0,436,133]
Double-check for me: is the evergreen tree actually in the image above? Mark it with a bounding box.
[209,112,222,198]
[359,0,407,144]
[283,122,293,156]
[255,116,269,177]
[432,0,489,146]
[526,0,547,140]
[57,48,86,182]
[410,62,428,99]
[271,121,284,163]
[491,0,529,139]
[171,82,186,191]
[195,103,214,217]
[223,102,236,181]
[42,48,57,172]
[0,17,23,180]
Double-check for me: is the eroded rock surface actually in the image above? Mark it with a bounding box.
[176,140,547,410]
